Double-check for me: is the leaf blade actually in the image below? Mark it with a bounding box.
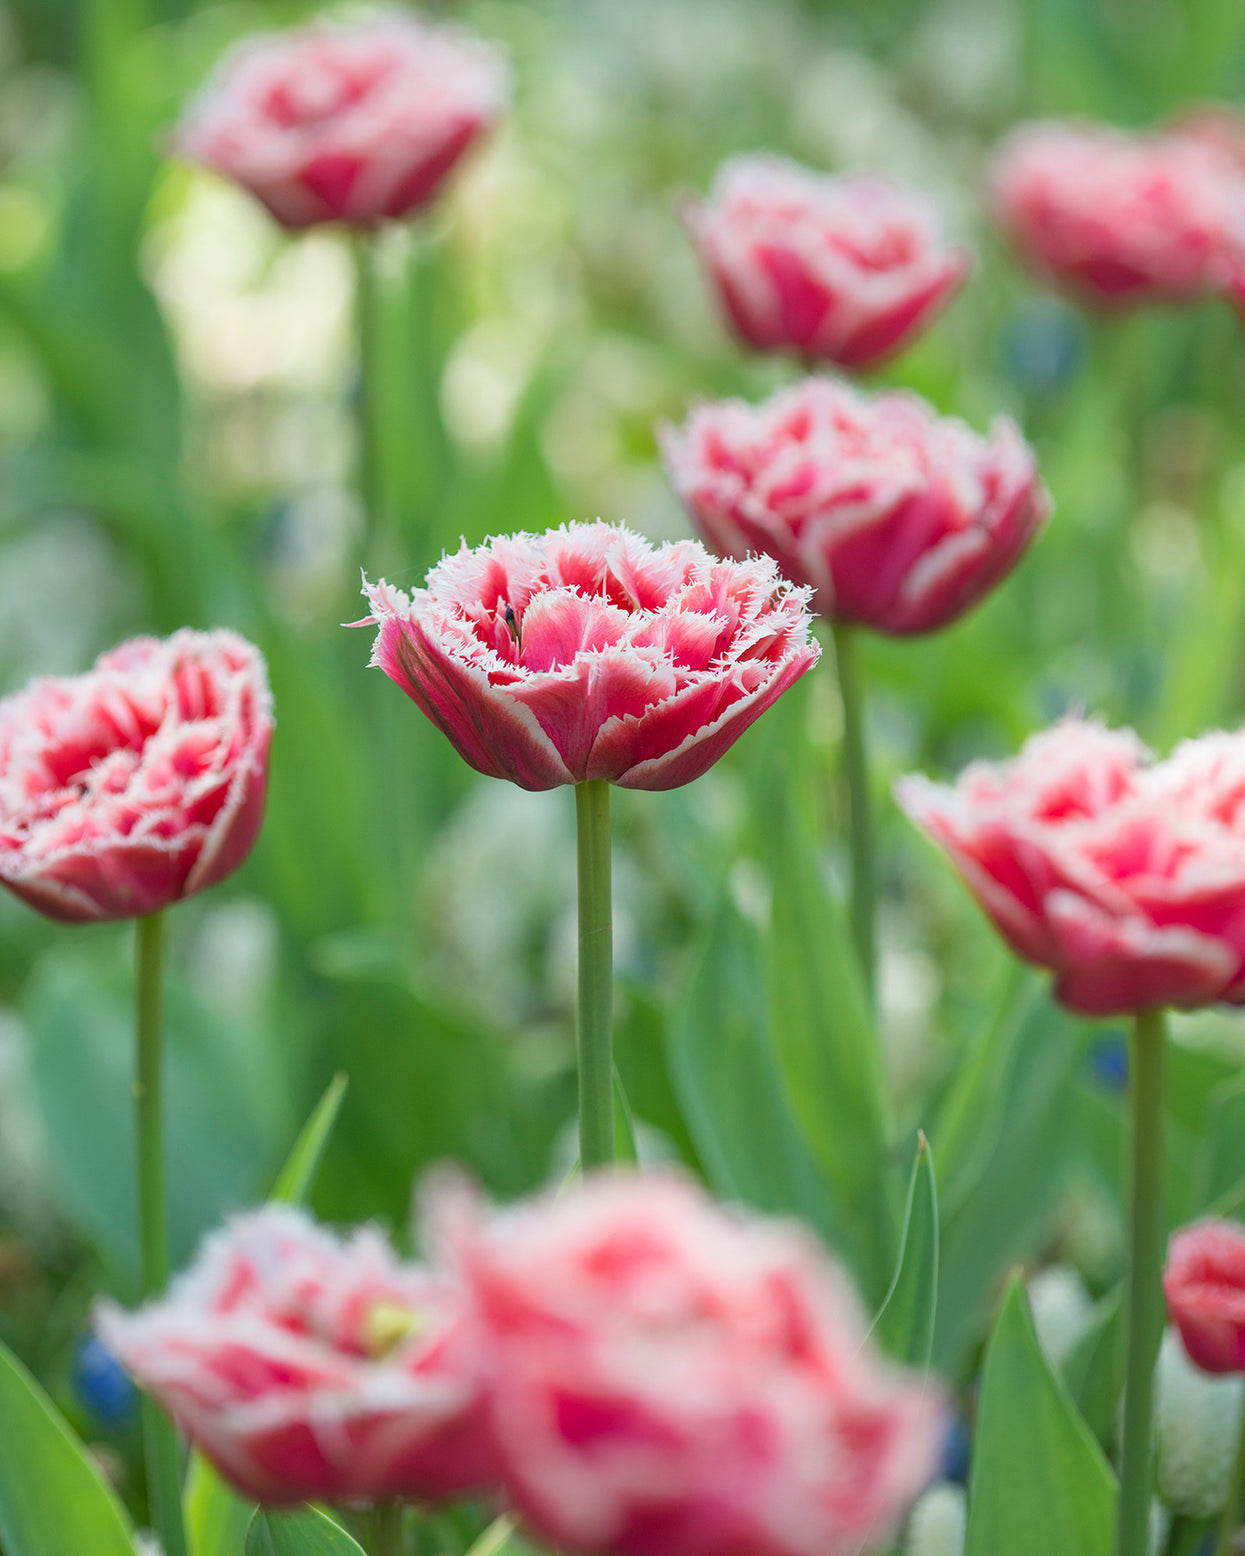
[245,1508,366,1556]
[873,1133,939,1369]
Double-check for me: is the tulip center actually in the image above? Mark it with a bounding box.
[361,1300,427,1358]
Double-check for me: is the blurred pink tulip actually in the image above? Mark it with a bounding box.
[96,1206,494,1505]
[989,121,1245,308]
[0,630,272,924]
[433,1170,941,1556]
[178,14,509,230]
[352,521,819,791]
[1165,1220,1245,1375]
[661,377,1049,635]
[897,718,1245,1016]
[684,155,971,370]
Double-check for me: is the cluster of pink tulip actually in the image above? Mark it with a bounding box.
[5,9,1245,1556]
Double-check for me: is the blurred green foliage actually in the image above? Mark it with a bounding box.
[1,0,1245,1542]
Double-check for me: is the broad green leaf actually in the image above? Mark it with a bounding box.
[667,897,837,1239]
[271,1073,349,1204]
[759,784,897,1299]
[245,1508,365,1556]
[613,1065,639,1165]
[1061,1287,1124,1448]
[873,1134,939,1369]
[965,1278,1115,1556]
[186,1075,349,1556]
[0,1336,137,1556]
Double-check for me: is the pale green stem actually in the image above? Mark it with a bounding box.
[832,621,876,1003]
[355,233,382,551]
[1116,1007,1167,1556]
[135,911,187,1556]
[371,1502,404,1556]
[575,779,614,1170]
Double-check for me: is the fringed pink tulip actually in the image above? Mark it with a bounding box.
[661,377,1049,635]
[0,630,272,924]
[1165,1220,1245,1375]
[989,121,1245,308]
[352,521,819,791]
[96,1206,494,1505]
[897,718,1245,1016]
[434,1171,942,1556]
[178,14,509,230]
[684,155,971,370]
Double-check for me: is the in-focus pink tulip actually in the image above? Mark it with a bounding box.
[897,718,1245,1016]
[178,14,509,230]
[434,1171,941,1556]
[989,121,1245,308]
[684,155,971,370]
[351,521,819,791]
[1165,1220,1245,1375]
[0,630,272,924]
[661,377,1049,635]
[96,1206,494,1505]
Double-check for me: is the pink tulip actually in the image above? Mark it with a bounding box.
[433,1171,941,1556]
[177,14,509,230]
[1165,1220,1245,1375]
[684,155,971,370]
[351,521,819,791]
[0,630,272,924]
[897,718,1245,1016]
[96,1206,495,1505]
[661,377,1049,635]
[989,121,1245,308]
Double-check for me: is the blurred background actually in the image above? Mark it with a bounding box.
[2,0,1245,1492]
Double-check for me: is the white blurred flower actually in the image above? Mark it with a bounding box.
[1027,1265,1095,1370]
[186,898,279,1022]
[1155,1327,1245,1518]
[905,1482,966,1556]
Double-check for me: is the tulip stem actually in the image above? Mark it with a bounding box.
[134,910,187,1556]
[371,1502,405,1556]
[832,621,876,1004]
[575,779,614,1170]
[1117,1006,1167,1556]
[355,232,382,551]
[1214,1401,1245,1556]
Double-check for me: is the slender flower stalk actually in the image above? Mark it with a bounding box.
[134,911,188,1556]
[832,622,876,1003]
[1117,1007,1167,1556]
[575,779,614,1169]
[372,1502,405,1556]
[1214,1413,1245,1556]
[355,233,383,555]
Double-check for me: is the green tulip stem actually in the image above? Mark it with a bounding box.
[1117,1006,1167,1556]
[372,1502,405,1556]
[355,232,382,552]
[575,779,614,1170]
[832,620,876,1003]
[135,910,187,1556]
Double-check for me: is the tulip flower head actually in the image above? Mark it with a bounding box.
[353,521,820,790]
[434,1170,942,1556]
[178,13,509,230]
[661,377,1049,634]
[684,154,971,370]
[96,1206,494,1505]
[1165,1220,1245,1377]
[897,719,1245,1016]
[989,121,1245,308]
[0,629,272,923]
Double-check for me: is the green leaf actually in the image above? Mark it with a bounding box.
[245,1508,365,1556]
[1061,1287,1124,1448]
[186,1075,349,1556]
[965,1277,1116,1556]
[271,1073,349,1204]
[759,789,897,1300]
[873,1133,939,1369]
[613,1065,639,1166]
[667,896,836,1238]
[0,1336,137,1556]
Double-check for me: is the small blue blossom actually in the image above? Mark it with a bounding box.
[73,1334,135,1428]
